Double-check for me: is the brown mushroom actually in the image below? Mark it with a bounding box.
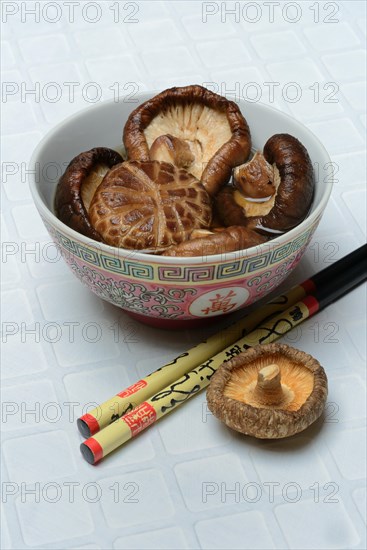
[123,85,251,197]
[162,225,267,257]
[55,147,123,241]
[215,134,314,234]
[88,160,212,251]
[149,134,196,170]
[234,150,277,199]
[214,186,248,227]
[190,229,215,240]
[206,343,328,439]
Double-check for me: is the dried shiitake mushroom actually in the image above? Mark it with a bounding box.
[55,147,123,241]
[163,225,267,257]
[215,134,314,234]
[123,85,251,197]
[207,343,328,439]
[149,134,195,170]
[235,150,277,199]
[88,160,212,251]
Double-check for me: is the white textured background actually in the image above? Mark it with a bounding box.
[1,1,366,549]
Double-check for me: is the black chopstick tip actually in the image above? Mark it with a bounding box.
[80,442,95,465]
[77,418,91,439]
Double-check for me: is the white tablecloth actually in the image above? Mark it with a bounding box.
[1,1,366,548]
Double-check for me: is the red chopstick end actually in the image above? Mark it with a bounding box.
[303,294,320,316]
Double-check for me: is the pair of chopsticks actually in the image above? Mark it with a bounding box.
[79,245,367,464]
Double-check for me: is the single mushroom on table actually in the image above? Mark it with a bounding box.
[123,85,252,197]
[206,343,328,439]
[88,160,212,252]
[215,134,314,235]
[54,147,123,241]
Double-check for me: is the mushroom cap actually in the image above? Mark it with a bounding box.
[88,160,212,251]
[254,133,315,232]
[54,147,123,241]
[206,343,328,439]
[123,85,251,196]
[163,225,267,257]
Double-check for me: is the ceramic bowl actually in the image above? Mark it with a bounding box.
[29,93,332,328]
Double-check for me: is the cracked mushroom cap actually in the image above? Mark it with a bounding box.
[55,147,123,241]
[88,160,212,251]
[206,343,328,439]
[123,85,251,197]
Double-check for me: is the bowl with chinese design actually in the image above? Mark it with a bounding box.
[29,92,332,328]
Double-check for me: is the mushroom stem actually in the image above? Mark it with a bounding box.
[149,134,195,170]
[254,364,285,406]
[234,151,276,200]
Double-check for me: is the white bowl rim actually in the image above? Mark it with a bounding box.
[29,93,333,265]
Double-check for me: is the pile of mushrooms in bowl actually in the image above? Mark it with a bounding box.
[29,85,333,328]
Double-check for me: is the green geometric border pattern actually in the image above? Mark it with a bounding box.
[46,222,316,283]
